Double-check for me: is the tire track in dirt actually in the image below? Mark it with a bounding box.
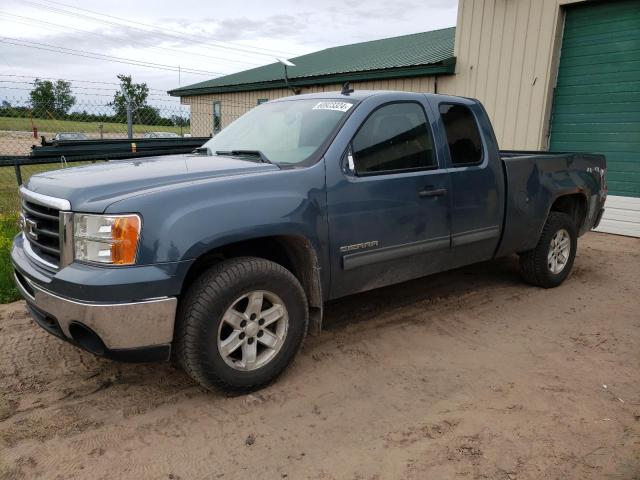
[0,233,639,479]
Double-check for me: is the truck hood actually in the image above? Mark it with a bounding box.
[25,154,279,212]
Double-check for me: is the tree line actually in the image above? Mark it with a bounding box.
[0,75,188,127]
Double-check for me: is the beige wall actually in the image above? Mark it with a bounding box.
[183,0,589,149]
[182,77,437,137]
[440,0,588,150]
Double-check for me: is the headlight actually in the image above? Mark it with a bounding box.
[73,214,141,265]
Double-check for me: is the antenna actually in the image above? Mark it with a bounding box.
[341,81,354,95]
[276,58,300,95]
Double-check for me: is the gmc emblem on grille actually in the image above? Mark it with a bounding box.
[25,218,38,241]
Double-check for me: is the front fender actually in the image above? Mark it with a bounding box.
[104,161,329,266]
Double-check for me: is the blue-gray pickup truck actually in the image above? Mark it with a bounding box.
[11,90,607,392]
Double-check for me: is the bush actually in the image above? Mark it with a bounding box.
[0,214,19,303]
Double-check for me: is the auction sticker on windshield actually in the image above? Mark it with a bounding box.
[312,101,353,112]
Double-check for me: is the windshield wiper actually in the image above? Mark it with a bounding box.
[215,150,273,164]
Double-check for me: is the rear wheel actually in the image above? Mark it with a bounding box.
[519,212,577,288]
[176,257,308,393]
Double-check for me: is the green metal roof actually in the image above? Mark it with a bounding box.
[169,27,456,96]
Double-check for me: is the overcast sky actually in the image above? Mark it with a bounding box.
[0,0,457,109]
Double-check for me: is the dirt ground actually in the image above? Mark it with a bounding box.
[0,232,638,480]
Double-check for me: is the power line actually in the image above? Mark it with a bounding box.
[0,37,224,76]
[0,12,264,68]
[1,79,121,92]
[0,36,222,75]
[19,0,301,60]
[0,74,168,92]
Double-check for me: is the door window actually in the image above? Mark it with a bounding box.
[438,104,483,166]
[351,102,436,175]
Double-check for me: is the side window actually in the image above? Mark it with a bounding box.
[352,102,436,175]
[213,101,222,134]
[257,98,268,105]
[438,104,483,166]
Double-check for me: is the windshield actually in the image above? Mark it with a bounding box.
[202,99,355,165]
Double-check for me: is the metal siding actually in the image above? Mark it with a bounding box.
[183,77,440,135]
[594,195,640,237]
[440,0,571,151]
[550,0,640,199]
[169,28,455,96]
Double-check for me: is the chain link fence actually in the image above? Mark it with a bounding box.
[0,84,266,219]
[0,95,205,216]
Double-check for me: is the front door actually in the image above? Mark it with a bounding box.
[327,100,451,299]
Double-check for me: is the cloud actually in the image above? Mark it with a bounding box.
[0,0,457,97]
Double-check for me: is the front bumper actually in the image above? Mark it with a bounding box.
[11,233,184,362]
[14,270,176,361]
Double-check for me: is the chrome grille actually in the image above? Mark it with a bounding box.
[21,198,61,266]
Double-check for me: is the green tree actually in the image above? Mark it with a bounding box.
[29,79,76,117]
[111,74,150,123]
[137,105,162,125]
[170,114,189,127]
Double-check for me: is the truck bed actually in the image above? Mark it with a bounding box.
[495,151,606,257]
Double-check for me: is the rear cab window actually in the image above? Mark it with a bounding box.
[438,104,483,166]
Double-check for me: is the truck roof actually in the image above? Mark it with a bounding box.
[271,89,476,104]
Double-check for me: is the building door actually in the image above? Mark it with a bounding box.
[549,0,640,236]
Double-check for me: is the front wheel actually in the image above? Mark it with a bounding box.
[175,257,308,393]
[519,212,577,288]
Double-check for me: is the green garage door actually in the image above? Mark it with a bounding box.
[549,0,640,198]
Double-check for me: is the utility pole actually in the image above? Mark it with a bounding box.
[178,66,183,137]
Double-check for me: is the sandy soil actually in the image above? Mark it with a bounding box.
[0,232,638,480]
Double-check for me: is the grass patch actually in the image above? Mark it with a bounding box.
[0,166,21,216]
[0,116,190,135]
[0,214,19,303]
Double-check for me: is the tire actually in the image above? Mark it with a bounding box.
[175,257,308,393]
[519,212,577,288]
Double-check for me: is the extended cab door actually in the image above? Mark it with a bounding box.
[326,98,451,299]
[431,99,505,267]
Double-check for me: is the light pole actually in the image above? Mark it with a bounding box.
[277,58,299,95]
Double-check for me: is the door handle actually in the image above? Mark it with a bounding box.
[419,188,447,198]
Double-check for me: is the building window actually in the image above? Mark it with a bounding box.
[257,98,268,105]
[213,101,221,134]
[351,102,436,175]
[438,104,483,166]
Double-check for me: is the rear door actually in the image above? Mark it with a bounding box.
[327,99,451,298]
[433,100,504,267]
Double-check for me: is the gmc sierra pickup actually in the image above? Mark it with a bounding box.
[11,90,607,392]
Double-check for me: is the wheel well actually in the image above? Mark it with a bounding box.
[181,236,324,334]
[550,194,587,232]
